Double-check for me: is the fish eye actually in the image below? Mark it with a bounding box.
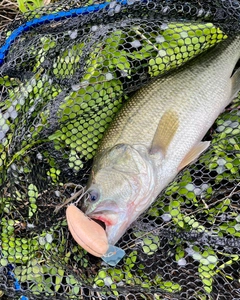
[88,189,100,202]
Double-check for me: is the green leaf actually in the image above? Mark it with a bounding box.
[48,130,63,141]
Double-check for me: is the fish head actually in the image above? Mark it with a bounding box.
[82,143,156,245]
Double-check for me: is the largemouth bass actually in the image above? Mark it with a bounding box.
[82,36,240,245]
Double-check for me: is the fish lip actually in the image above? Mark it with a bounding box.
[87,210,129,245]
[83,199,120,219]
[88,210,119,227]
[83,201,128,244]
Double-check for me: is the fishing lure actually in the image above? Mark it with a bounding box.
[66,204,125,266]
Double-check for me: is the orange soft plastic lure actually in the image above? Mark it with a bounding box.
[66,204,109,257]
[66,204,125,265]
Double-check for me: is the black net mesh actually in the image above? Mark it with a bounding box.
[0,0,240,299]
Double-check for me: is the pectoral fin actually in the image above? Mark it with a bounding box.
[150,110,179,156]
[231,67,240,100]
[178,141,210,171]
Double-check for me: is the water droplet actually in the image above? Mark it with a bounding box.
[80,81,89,88]
[231,121,239,128]
[36,152,43,160]
[120,70,128,77]
[216,125,225,132]
[39,236,46,245]
[236,214,240,222]
[108,9,114,16]
[114,4,121,13]
[205,10,211,18]
[127,0,136,5]
[103,276,113,286]
[3,112,9,119]
[71,83,81,91]
[69,29,78,39]
[216,165,225,174]
[11,163,17,170]
[121,20,128,27]
[8,105,14,113]
[200,183,209,191]
[220,214,227,221]
[27,223,35,228]
[2,124,9,133]
[18,96,25,105]
[130,40,142,48]
[45,233,53,243]
[207,255,218,264]
[192,252,202,261]
[105,72,113,81]
[180,31,188,38]
[159,49,167,57]
[10,110,17,119]
[0,131,5,141]
[162,5,170,13]
[177,258,187,266]
[234,223,240,231]
[161,213,172,222]
[194,187,202,196]
[217,158,226,166]
[91,25,98,32]
[185,183,195,191]
[160,23,168,30]
[29,106,35,113]
[223,120,232,126]
[185,247,195,256]
[54,190,61,197]
[109,1,117,9]
[0,116,5,126]
[197,8,204,17]
[156,35,165,43]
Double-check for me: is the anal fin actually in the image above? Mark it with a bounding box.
[178,141,210,171]
[231,66,240,100]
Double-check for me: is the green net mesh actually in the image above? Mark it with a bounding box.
[0,0,240,299]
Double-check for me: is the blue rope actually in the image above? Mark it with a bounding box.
[0,0,131,66]
[7,264,29,300]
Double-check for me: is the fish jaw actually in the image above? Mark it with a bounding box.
[83,196,132,244]
[84,199,121,227]
[87,209,129,245]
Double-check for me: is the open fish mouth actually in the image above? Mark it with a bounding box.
[83,199,121,231]
[91,218,106,230]
[88,211,119,227]
[88,210,130,245]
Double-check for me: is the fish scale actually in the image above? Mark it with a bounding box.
[83,36,240,245]
[100,38,239,152]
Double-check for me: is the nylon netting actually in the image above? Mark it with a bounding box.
[0,0,240,299]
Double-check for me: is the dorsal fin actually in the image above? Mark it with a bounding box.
[150,109,179,156]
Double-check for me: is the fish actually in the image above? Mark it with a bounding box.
[82,36,240,245]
